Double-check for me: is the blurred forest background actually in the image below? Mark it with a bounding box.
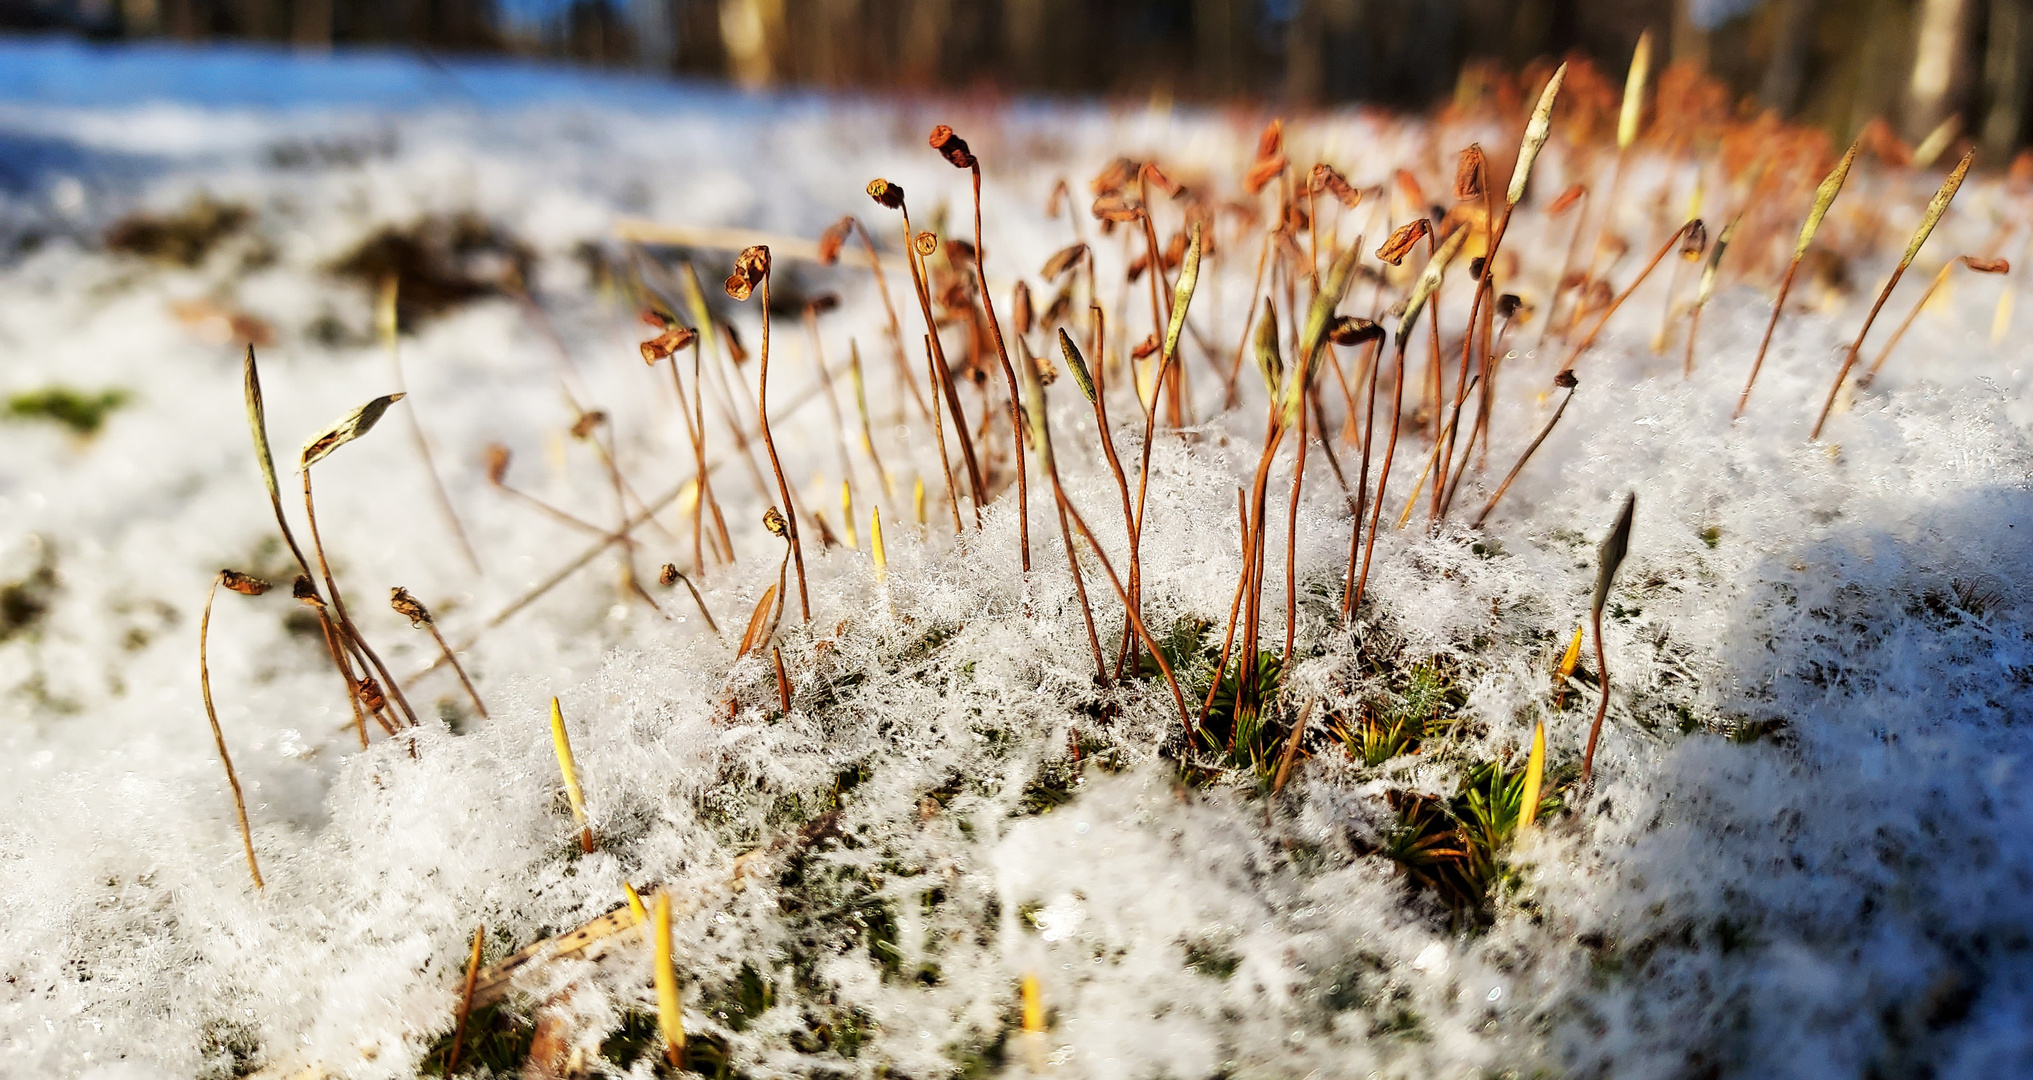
[3,0,2029,156]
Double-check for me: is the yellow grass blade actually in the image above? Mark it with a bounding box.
[840,481,858,550]
[1618,32,1652,150]
[870,508,886,581]
[653,891,685,1066]
[550,697,594,853]
[1554,623,1585,707]
[623,882,648,927]
[1519,720,1547,830]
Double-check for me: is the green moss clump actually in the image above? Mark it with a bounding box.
[5,387,131,437]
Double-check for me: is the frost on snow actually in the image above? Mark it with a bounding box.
[3,40,2033,1080]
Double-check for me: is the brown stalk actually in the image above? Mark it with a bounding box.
[934,126,1032,574]
[1281,385,1309,669]
[1017,335,1106,683]
[1349,333,1409,615]
[1558,220,1703,377]
[924,334,965,534]
[1340,334,1387,617]
[445,922,484,1074]
[1535,185,1591,352]
[1812,150,1976,440]
[871,180,987,522]
[413,480,695,685]
[1199,489,1253,730]
[658,563,721,635]
[390,587,487,720]
[1859,255,2009,386]
[1581,492,1636,790]
[379,280,482,576]
[800,303,860,492]
[846,215,931,422]
[728,247,810,623]
[1061,322,1140,673]
[1224,229,1276,408]
[1738,139,1863,419]
[199,571,265,891]
[1052,479,1191,724]
[1473,373,1579,528]
[682,337,737,565]
[300,468,420,729]
[772,647,792,713]
[242,348,376,736]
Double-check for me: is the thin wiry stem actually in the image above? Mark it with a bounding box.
[1351,337,1410,612]
[1472,383,1578,529]
[1200,489,1252,730]
[849,216,932,423]
[1581,605,1609,789]
[898,202,987,522]
[968,162,1032,574]
[199,575,263,892]
[754,271,811,622]
[422,620,488,720]
[924,335,964,535]
[1341,335,1385,617]
[301,469,419,729]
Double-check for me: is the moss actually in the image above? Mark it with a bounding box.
[1381,753,1568,925]
[0,547,58,643]
[5,387,130,437]
[418,1001,535,1077]
[103,197,250,266]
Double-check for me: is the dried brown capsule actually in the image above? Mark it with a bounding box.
[1326,316,1383,347]
[817,217,853,265]
[1243,155,1288,195]
[763,506,787,537]
[639,324,697,365]
[357,676,387,713]
[724,245,770,301]
[1089,157,1139,196]
[913,231,938,258]
[1130,334,1160,360]
[1013,281,1034,337]
[389,586,431,627]
[569,411,607,440]
[929,125,976,169]
[1142,161,1181,197]
[1041,242,1087,281]
[1554,369,1579,389]
[1454,144,1486,202]
[1375,219,1432,266]
[1309,164,1360,207]
[866,178,905,209]
[658,563,679,587]
[1092,195,1144,223]
[1496,293,1524,320]
[1255,118,1283,161]
[219,570,270,596]
[722,321,748,364]
[292,575,322,606]
[484,443,511,486]
[1548,183,1587,215]
[1965,256,2011,274]
[1680,219,1707,261]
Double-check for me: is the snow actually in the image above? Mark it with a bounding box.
[3,35,2033,1080]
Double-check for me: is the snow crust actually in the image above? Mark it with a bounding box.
[3,38,2033,1080]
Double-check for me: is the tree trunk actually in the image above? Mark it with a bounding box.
[1905,0,1977,141]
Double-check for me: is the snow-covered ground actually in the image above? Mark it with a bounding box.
[3,36,2033,1080]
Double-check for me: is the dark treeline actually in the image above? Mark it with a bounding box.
[6,0,2031,154]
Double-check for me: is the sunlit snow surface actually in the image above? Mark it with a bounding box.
[3,37,2033,1080]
